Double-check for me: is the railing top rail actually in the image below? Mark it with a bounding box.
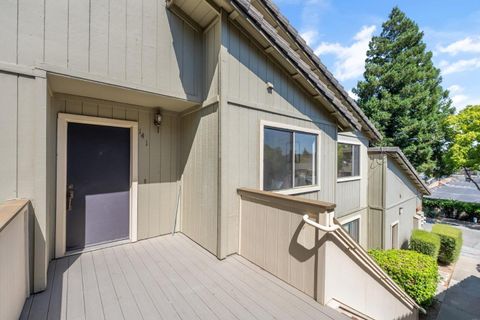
[237,188,335,213]
[0,199,29,233]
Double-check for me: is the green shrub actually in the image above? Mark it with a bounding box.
[423,198,480,220]
[432,224,463,264]
[410,230,441,260]
[369,249,438,308]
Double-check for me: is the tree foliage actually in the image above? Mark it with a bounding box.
[444,105,480,189]
[353,7,454,177]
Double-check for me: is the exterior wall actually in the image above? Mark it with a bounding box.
[336,208,368,248]
[336,132,369,217]
[49,94,181,245]
[0,71,48,292]
[323,239,417,320]
[239,199,318,298]
[367,153,386,249]
[238,192,418,320]
[180,104,219,255]
[367,153,421,249]
[0,202,31,320]
[384,160,420,249]
[220,19,338,256]
[0,0,202,101]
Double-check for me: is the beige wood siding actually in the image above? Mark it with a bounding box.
[180,104,219,255]
[0,0,202,101]
[220,20,338,256]
[49,94,181,243]
[335,132,369,218]
[0,203,30,320]
[336,180,361,215]
[239,198,319,298]
[386,160,419,208]
[367,207,384,249]
[0,72,48,292]
[384,160,420,249]
[368,153,386,209]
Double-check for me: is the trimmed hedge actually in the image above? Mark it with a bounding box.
[410,230,441,260]
[369,249,438,308]
[423,198,480,221]
[432,224,463,264]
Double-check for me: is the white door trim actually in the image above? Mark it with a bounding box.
[55,113,138,258]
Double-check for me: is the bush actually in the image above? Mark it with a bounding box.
[410,230,441,260]
[423,198,480,221]
[369,249,438,308]
[432,224,463,264]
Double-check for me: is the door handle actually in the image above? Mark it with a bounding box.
[67,184,74,211]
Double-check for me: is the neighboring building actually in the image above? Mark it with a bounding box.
[0,0,423,319]
[368,147,431,250]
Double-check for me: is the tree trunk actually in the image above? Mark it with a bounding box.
[464,167,480,191]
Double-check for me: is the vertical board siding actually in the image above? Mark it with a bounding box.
[336,180,361,216]
[221,104,337,255]
[0,73,49,291]
[224,20,329,124]
[0,73,18,200]
[239,199,317,298]
[0,206,30,320]
[0,0,202,100]
[386,160,419,208]
[368,208,384,249]
[368,154,385,209]
[180,105,219,255]
[221,21,338,255]
[49,94,181,244]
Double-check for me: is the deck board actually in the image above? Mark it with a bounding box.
[22,234,347,320]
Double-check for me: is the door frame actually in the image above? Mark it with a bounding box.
[55,113,138,258]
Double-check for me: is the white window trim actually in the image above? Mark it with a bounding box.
[391,220,400,249]
[260,120,321,195]
[55,113,138,258]
[340,214,361,242]
[337,138,362,182]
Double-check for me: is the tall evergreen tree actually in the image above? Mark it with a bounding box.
[353,7,454,177]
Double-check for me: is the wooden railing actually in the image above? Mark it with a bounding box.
[237,188,421,320]
[0,199,31,320]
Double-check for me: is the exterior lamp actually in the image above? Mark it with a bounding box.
[154,111,162,132]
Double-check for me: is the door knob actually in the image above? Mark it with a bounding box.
[67,184,74,211]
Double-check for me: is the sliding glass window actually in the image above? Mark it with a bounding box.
[337,143,360,178]
[263,127,317,191]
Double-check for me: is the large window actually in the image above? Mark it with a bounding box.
[342,218,360,243]
[263,127,317,191]
[338,143,360,178]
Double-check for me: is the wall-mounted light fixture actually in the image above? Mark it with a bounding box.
[266,81,274,93]
[154,110,162,132]
[399,207,404,215]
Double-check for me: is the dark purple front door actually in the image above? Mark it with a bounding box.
[66,122,130,252]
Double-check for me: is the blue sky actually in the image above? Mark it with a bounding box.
[274,0,480,112]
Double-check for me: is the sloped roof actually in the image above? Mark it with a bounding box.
[229,0,382,141]
[368,147,431,195]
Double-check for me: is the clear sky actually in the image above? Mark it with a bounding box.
[274,0,480,112]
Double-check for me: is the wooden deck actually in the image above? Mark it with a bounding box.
[20,233,346,320]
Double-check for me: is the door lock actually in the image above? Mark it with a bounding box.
[67,184,74,211]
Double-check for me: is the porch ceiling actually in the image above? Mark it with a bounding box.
[20,234,346,320]
[48,74,198,112]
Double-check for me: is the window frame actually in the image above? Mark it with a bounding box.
[341,215,361,243]
[260,120,321,195]
[337,139,362,182]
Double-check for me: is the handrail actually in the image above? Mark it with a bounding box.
[0,199,30,233]
[303,213,425,314]
[302,215,339,232]
[237,188,335,214]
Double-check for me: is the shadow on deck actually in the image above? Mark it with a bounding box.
[20,233,346,320]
